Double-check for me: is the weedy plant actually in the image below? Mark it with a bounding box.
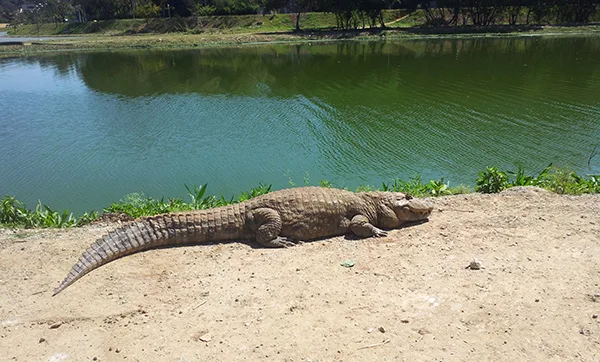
[185,183,229,209]
[536,167,600,195]
[2,166,598,229]
[105,183,274,219]
[0,196,27,226]
[103,192,192,219]
[382,176,464,197]
[237,183,272,202]
[476,164,600,195]
[475,167,510,193]
[0,195,97,228]
[509,165,540,187]
[382,175,431,196]
[320,180,333,188]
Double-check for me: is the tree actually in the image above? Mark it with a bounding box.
[465,0,500,25]
[168,0,195,16]
[74,0,133,20]
[504,0,522,25]
[44,0,76,24]
[288,0,318,30]
[0,0,20,23]
[135,1,161,21]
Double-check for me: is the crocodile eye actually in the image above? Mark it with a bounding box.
[405,194,413,200]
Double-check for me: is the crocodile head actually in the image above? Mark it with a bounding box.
[367,192,433,229]
[393,194,433,224]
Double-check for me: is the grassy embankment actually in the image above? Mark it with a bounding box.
[7,11,408,36]
[1,165,599,228]
[3,10,600,56]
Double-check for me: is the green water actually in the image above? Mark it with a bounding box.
[1,36,599,214]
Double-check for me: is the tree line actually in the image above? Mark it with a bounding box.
[409,0,600,26]
[5,0,600,29]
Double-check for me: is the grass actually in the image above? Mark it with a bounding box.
[103,183,272,219]
[6,13,335,36]
[5,10,600,59]
[3,23,599,59]
[7,11,408,36]
[0,195,98,228]
[1,165,598,229]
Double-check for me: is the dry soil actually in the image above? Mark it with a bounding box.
[1,187,599,361]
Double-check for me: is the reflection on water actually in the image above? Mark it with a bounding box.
[1,36,599,213]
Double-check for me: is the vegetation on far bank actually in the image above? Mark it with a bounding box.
[2,23,600,59]
[1,165,598,229]
[6,7,600,37]
[3,1,600,57]
[5,0,600,32]
[2,11,600,59]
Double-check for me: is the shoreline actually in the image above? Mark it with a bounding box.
[2,24,600,57]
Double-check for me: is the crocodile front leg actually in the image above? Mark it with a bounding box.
[349,214,388,237]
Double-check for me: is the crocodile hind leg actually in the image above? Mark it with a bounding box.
[349,214,388,238]
[252,208,299,247]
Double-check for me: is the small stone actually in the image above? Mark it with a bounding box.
[39,337,46,343]
[418,328,431,335]
[340,260,356,268]
[49,322,62,329]
[378,326,386,333]
[401,319,409,323]
[466,259,483,270]
[592,314,598,319]
[93,358,97,361]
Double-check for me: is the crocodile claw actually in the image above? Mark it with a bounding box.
[272,236,303,248]
[372,228,388,237]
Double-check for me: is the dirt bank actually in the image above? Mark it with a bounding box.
[2,25,600,58]
[1,187,599,361]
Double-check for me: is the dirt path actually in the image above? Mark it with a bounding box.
[1,187,599,361]
[384,15,410,27]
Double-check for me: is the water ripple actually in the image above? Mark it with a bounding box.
[1,37,600,212]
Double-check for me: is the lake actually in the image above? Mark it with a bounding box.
[1,36,599,214]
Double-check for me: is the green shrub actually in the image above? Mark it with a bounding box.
[195,5,217,16]
[475,167,510,193]
[476,164,599,195]
[2,166,598,229]
[0,195,97,228]
[135,3,161,19]
[537,167,592,195]
[509,165,538,186]
[0,195,29,226]
[382,176,459,197]
[237,183,272,202]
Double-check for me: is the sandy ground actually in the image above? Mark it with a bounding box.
[1,187,599,361]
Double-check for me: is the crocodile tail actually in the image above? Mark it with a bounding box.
[53,205,245,296]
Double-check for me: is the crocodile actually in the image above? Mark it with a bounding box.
[53,186,433,295]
